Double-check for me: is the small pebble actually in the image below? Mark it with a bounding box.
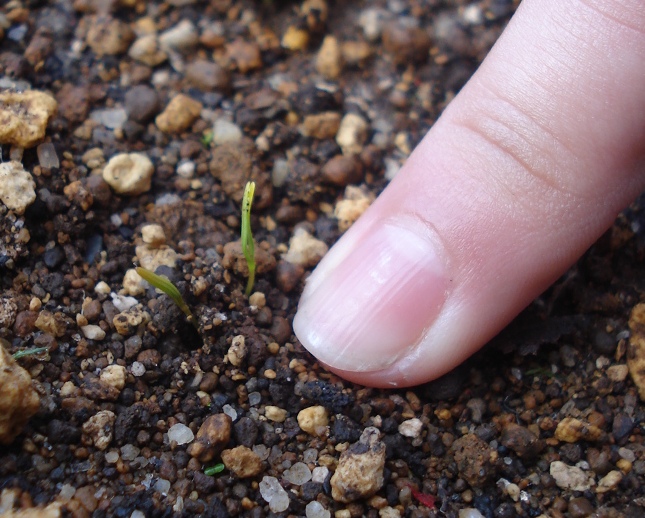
[549,461,594,491]
[607,364,629,381]
[282,228,328,267]
[306,500,331,518]
[221,445,265,478]
[331,427,386,503]
[159,20,199,53]
[141,224,166,247]
[312,466,329,483]
[212,119,243,145]
[568,497,594,518]
[36,143,59,169]
[316,35,343,79]
[168,423,194,445]
[156,94,203,134]
[596,470,623,493]
[102,153,154,196]
[260,476,290,512]
[284,462,312,485]
[81,325,106,341]
[265,406,288,422]
[82,410,116,451]
[336,113,370,155]
[0,161,36,215]
[398,418,423,438]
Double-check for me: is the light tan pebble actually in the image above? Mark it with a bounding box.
[112,306,150,336]
[334,185,374,232]
[336,113,369,155]
[135,245,178,271]
[0,501,62,517]
[100,365,126,391]
[248,292,266,308]
[155,94,202,134]
[95,281,111,295]
[301,112,341,139]
[35,311,68,337]
[82,148,105,168]
[226,335,247,367]
[268,342,280,355]
[335,511,351,518]
[0,90,57,148]
[331,427,385,503]
[141,224,166,247]
[607,364,629,382]
[378,507,401,518]
[394,131,411,155]
[29,297,42,312]
[264,369,276,379]
[596,470,623,493]
[282,227,328,267]
[264,406,288,423]
[59,381,78,398]
[122,268,145,296]
[282,26,309,51]
[159,19,199,53]
[102,153,154,196]
[81,324,106,341]
[505,483,520,502]
[398,418,423,438]
[0,343,40,445]
[616,458,632,473]
[297,406,329,436]
[86,16,134,56]
[0,298,18,328]
[77,314,88,331]
[128,34,168,66]
[221,445,264,478]
[82,410,116,451]
[368,496,388,510]
[549,461,594,491]
[0,161,36,215]
[555,417,603,443]
[627,302,645,400]
[316,35,343,80]
[132,16,158,36]
[341,40,372,66]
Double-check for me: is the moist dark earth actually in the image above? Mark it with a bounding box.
[1,0,644,517]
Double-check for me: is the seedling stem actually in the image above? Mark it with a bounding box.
[242,181,256,297]
[136,266,199,332]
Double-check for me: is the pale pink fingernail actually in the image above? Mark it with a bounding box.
[293,217,449,372]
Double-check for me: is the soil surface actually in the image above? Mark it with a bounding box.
[1,1,644,517]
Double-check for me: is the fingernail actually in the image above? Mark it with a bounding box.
[293,217,449,372]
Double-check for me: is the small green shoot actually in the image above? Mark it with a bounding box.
[12,347,49,360]
[204,463,225,476]
[136,266,199,332]
[241,181,256,297]
[200,130,214,147]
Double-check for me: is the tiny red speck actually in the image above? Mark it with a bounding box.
[407,484,436,509]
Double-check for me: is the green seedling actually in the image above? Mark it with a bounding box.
[12,347,49,360]
[136,266,199,332]
[200,130,214,147]
[241,181,256,297]
[204,463,225,476]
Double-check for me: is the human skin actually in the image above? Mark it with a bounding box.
[293,0,645,387]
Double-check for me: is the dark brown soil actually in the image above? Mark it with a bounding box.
[1,1,644,517]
